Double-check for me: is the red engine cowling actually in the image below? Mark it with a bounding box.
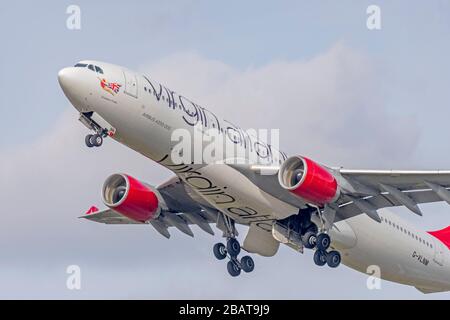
[102,173,160,222]
[278,156,340,205]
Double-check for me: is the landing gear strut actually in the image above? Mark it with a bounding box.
[309,205,342,268]
[213,214,255,277]
[80,112,109,148]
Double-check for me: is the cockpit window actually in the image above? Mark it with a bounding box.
[95,66,104,74]
[74,63,104,74]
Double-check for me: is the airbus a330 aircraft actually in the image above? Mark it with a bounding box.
[59,60,450,294]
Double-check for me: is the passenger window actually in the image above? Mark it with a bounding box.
[88,64,95,71]
[95,66,104,74]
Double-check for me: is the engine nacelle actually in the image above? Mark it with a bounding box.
[102,173,160,222]
[278,156,340,205]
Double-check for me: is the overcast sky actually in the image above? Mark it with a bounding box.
[1,0,450,299]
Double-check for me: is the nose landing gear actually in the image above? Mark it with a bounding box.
[85,133,104,148]
[79,112,114,148]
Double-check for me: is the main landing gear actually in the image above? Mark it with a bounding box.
[213,214,255,277]
[213,239,255,277]
[308,208,342,268]
[277,206,342,269]
[312,233,341,268]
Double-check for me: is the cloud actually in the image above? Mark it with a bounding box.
[0,44,436,298]
[140,43,420,168]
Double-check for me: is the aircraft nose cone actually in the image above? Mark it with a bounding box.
[58,67,72,90]
[58,67,88,112]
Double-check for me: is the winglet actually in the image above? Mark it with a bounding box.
[85,206,99,215]
[428,226,450,250]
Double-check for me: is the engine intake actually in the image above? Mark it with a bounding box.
[278,156,340,205]
[102,173,160,222]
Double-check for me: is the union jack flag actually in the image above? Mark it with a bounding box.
[107,82,121,93]
[99,78,122,95]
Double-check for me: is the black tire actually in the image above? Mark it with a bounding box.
[227,260,241,277]
[316,233,331,251]
[326,250,341,268]
[213,243,227,260]
[313,250,327,266]
[240,256,255,273]
[302,231,317,249]
[85,134,94,148]
[227,238,241,257]
[91,134,103,147]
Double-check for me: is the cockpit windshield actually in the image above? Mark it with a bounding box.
[73,63,104,74]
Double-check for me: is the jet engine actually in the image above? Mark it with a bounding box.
[278,156,340,205]
[102,173,160,222]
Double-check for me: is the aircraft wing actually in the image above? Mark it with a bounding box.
[81,208,143,224]
[335,169,450,220]
[229,164,450,221]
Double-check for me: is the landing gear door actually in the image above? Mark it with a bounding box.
[123,70,138,98]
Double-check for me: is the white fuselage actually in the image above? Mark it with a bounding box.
[59,60,450,293]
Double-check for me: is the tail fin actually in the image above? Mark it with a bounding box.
[428,225,450,249]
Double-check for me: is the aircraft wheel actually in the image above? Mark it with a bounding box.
[326,250,341,268]
[316,233,331,251]
[91,134,103,147]
[313,250,327,267]
[240,256,255,273]
[227,260,241,277]
[227,238,241,257]
[213,243,227,260]
[85,134,94,148]
[302,231,317,249]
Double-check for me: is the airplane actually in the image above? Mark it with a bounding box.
[58,60,450,294]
